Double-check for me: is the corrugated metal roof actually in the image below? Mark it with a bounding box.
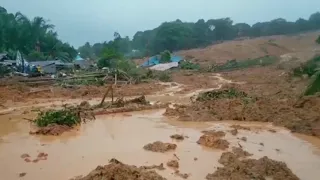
[29,60,62,67]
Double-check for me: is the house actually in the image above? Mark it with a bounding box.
[141,55,183,67]
[74,54,91,69]
[29,60,62,74]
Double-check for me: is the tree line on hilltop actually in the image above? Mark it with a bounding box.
[79,11,320,60]
[1,5,320,62]
[0,6,77,62]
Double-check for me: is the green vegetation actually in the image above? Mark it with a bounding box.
[0,7,77,61]
[290,56,320,96]
[159,50,171,63]
[78,12,320,59]
[316,35,320,44]
[196,88,249,101]
[0,64,11,77]
[213,56,278,72]
[157,71,172,82]
[34,108,81,127]
[292,56,320,77]
[179,61,200,70]
[304,73,320,96]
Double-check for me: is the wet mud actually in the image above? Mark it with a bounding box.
[29,124,72,136]
[207,151,299,180]
[74,159,166,180]
[1,110,320,180]
[170,134,184,140]
[166,160,179,168]
[165,86,320,138]
[143,141,177,153]
[197,130,229,150]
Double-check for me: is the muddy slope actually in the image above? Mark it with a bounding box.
[165,66,320,137]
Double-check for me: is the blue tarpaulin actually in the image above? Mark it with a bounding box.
[141,55,183,67]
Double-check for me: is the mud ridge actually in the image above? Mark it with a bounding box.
[73,158,166,180]
[143,141,177,153]
[207,151,299,180]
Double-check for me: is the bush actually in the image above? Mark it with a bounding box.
[97,47,123,69]
[34,108,81,127]
[158,71,172,82]
[160,50,171,63]
[179,61,200,70]
[0,64,11,77]
[304,73,320,96]
[292,56,320,77]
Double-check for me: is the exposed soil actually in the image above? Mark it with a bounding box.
[21,152,48,163]
[0,82,165,103]
[19,172,26,177]
[229,128,238,136]
[29,124,72,136]
[140,163,165,171]
[197,131,229,150]
[143,141,177,153]
[94,103,167,116]
[171,72,221,94]
[240,137,247,142]
[170,134,184,140]
[201,130,226,137]
[174,170,189,179]
[166,160,179,168]
[177,31,319,66]
[207,151,299,180]
[165,80,320,137]
[231,147,252,158]
[20,153,30,159]
[74,158,166,180]
[230,125,251,131]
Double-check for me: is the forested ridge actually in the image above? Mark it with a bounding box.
[79,11,320,59]
[0,6,77,61]
[1,5,320,62]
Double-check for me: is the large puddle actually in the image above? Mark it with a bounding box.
[1,109,320,180]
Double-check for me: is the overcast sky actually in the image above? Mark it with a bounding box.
[1,0,320,47]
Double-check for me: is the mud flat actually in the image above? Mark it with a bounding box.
[0,109,320,180]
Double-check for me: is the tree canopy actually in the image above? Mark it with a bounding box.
[0,6,77,61]
[79,11,320,59]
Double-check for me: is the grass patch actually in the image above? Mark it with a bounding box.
[213,56,278,72]
[179,61,200,70]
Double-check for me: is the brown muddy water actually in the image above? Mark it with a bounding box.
[1,109,320,180]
